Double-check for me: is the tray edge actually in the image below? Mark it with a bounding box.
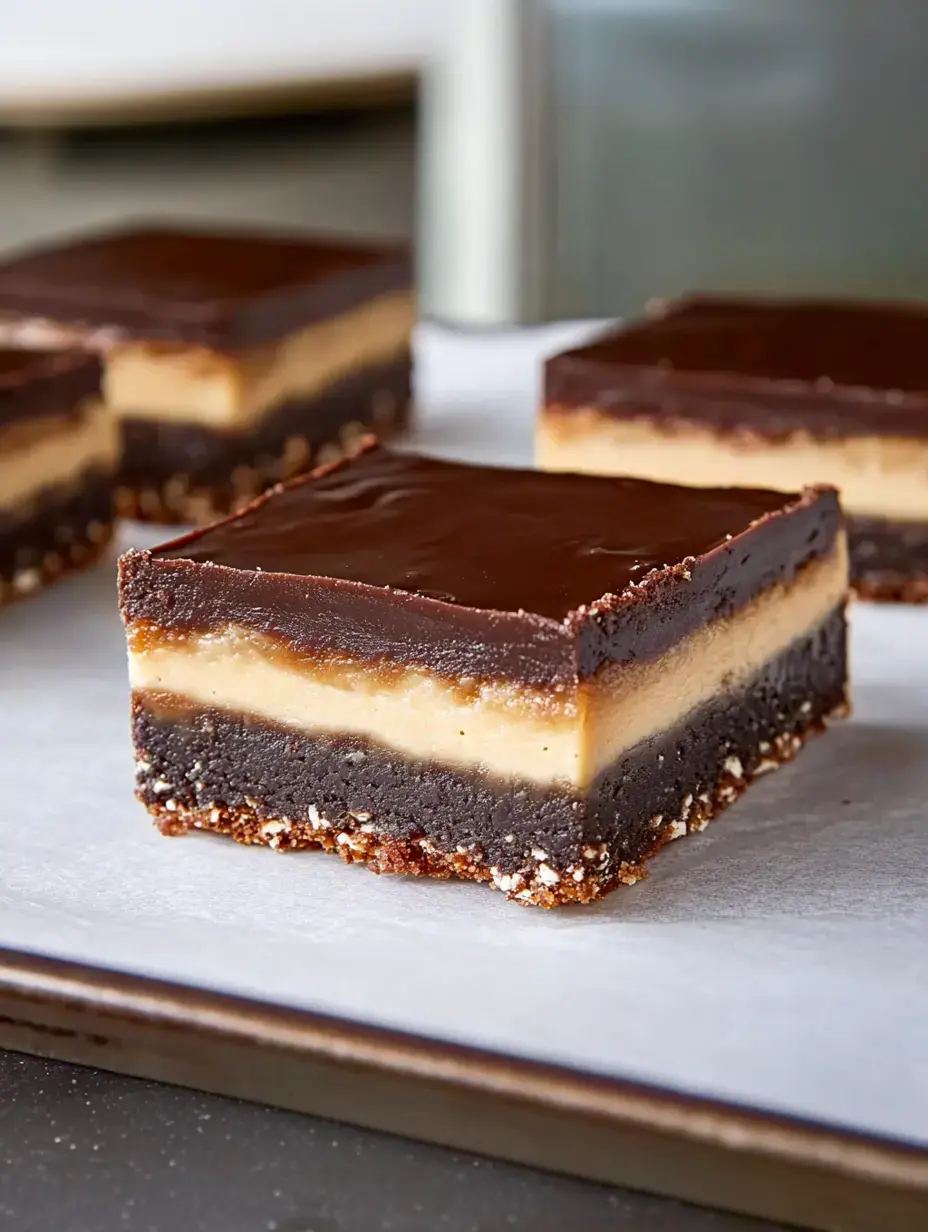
[0,945,924,1230]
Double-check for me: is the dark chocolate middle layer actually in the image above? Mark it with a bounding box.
[133,605,847,874]
[119,445,841,687]
[546,297,928,440]
[119,353,412,490]
[0,467,114,577]
[0,348,101,429]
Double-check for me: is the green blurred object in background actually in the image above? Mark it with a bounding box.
[420,0,928,326]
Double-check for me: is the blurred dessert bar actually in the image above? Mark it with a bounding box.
[0,349,117,603]
[120,442,848,907]
[0,224,414,523]
[539,296,928,602]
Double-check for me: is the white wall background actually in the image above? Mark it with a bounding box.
[0,0,446,107]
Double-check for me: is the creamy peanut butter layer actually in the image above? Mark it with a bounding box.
[120,444,848,907]
[543,295,928,602]
[2,293,414,427]
[0,402,118,515]
[105,292,414,429]
[538,411,928,522]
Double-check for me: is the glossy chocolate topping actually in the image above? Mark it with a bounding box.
[0,347,101,428]
[0,224,412,350]
[547,297,928,438]
[156,447,798,616]
[120,444,841,685]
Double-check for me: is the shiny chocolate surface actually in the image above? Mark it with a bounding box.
[0,224,411,350]
[120,444,840,685]
[157,445,801,620]
[547,297,928,438]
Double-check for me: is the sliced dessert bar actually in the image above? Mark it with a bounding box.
[0,349,117,603]
[0,224,414,523]
[540,296,928,601]
[119,443,848,907]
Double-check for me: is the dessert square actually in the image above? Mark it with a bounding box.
[0,224,414,524]
[0,348,117,604]
[540,296,928,602]
[119,442,848,907]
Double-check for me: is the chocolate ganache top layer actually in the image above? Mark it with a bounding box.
[0,347,101,429]
[546,296,928,439]
[120,444,841,685]
[0,224,412,351]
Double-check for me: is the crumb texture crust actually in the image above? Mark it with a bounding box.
[0,469,114,605]
[114,354,412,525]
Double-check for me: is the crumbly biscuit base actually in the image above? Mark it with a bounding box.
[0,519,113,606]
[141,708,845,909]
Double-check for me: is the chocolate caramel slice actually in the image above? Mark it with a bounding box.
[119,442,848,907]
[0,348,117,604]
[540,296,928,603]
[0,224,414,523]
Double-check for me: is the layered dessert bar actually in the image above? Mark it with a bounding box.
[119,443,848,907]
[0,224,414,523]
[1,349,117,604]
[540,297,928,601]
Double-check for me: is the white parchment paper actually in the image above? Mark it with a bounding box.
[2,325,927,1147]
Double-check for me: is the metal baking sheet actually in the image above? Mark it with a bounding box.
[2,323,928,1160]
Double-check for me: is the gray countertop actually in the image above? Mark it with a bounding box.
[0,1051,781,1232]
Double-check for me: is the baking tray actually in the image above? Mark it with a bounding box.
[2,325,928,1230]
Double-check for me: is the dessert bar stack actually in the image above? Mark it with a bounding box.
[540,296,928,602]
[120,443,848,906]
[0,348,117,604]
[19,214,928,908]
[0,224,414,524]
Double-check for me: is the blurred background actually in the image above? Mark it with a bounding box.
[0,0,437,249]
[3,0,928,324]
